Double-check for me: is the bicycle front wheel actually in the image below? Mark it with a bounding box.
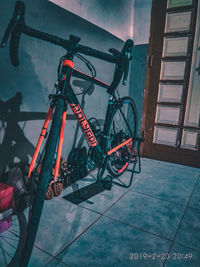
[19,97,65,267]
[0,211,27,267]
[107,96,137,177]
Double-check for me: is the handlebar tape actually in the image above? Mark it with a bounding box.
[107,39,133,93]
[8,1,25,66]
[2,1,118,66]
[23,26,63,47]
[10,27,22,66]
[122,40,133,85]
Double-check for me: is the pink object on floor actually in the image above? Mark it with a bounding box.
[0,215,12,233]
[0,182,14,213]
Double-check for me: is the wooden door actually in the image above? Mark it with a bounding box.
[142,0,200,167]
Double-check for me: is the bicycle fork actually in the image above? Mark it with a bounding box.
[28,101,67,183]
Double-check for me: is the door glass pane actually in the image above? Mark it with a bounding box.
[158,84,183,102]
[156,105,182,124]
[163,37,189,57]
[184,4,200,127]
[160,61,186,80]
[165,11,192,33]
[167,0,193,8]
[181,130,199,150]
[154,126,179,146]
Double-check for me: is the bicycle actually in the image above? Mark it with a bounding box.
[0,209,27,267]
[0,1,137,266]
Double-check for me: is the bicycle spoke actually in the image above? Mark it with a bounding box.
[1,237,18,251]
[0,239,8,266]
[0,234,19,243]
[0,212,27,266]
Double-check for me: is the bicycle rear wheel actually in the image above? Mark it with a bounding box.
[107,96,137,177]
[0,211,27,267]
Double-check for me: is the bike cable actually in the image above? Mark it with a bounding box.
[116,88,120,98]
[56,54,96,96]
[74,52,96,96]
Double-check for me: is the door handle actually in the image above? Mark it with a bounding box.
[147,55,154,67]
[196,47,200,75]
[196,65,200,75]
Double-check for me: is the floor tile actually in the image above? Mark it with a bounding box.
[175,207,200,251]
[29,246,54,267]
[5,158,197,266]
[132,170,197,205]
[156,160,199,175]
[141,159,199,179]
[0,235,58,267]
[44,258,69,266]
[140,158,161,170]
[145,161,199,178]
[105,191,184,239]
[165,243,200,267]
[156,166,199,181]
[34,196,100,257]
[57,216,171,267]
[189,178,200,211]
[61,167,143,214]
[78,184,128,214]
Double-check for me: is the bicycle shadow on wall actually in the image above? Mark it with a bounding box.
[0,81,107,201]
[0,92,49,177]
[0,91,79,178]
[0,45,52,175]
[0,80,100,178]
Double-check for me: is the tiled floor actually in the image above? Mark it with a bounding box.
[1,158,200,266]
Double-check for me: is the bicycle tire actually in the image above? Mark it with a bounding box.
[0,211,27,267]
[19,97,65,267]
[106,96,137,177]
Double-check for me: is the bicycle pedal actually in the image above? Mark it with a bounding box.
[52,182,63,197]
[45,185,54,200]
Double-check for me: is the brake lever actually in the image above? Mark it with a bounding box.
[0,1,24,48]
[122,51,132,85]
[0,19,18,48]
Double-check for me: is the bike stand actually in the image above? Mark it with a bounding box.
[110,135,144,189]
[63,136,144,204]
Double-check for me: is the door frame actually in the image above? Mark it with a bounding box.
[141,0,200,168]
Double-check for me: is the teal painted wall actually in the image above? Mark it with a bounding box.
[129,0,152,136]
[129,44,149,136]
